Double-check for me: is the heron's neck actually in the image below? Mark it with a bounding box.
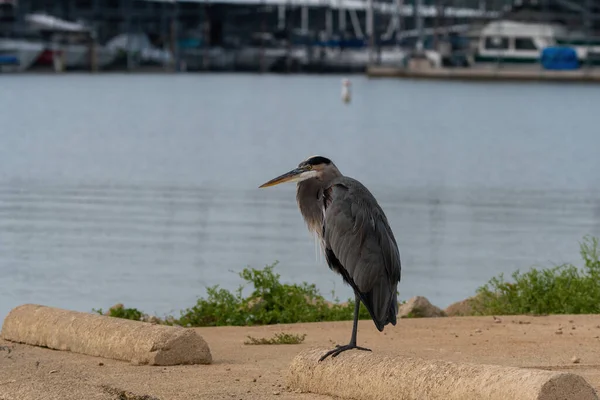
[296,179,325,235]
[296,169,341,235]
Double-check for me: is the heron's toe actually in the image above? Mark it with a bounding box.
[318,344,372,361]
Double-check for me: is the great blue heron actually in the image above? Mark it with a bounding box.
[259,155,401,361]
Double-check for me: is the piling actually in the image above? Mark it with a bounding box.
[287,347,598,400]
[1,304,212,366]
[89,34,98,72]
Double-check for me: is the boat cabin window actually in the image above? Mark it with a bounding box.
[515,37,537,50]
[484,36,509,50]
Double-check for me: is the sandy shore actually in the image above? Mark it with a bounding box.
[1,314,599,399]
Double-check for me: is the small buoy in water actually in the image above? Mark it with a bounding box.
[341,78,351,104]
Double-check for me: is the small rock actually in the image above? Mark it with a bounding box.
[225,368,231,371]
[444,296,480,317]
[557,326,563,331]
[493,316,502,323]
[49,370,58,374]
[399,296,446,318]
[572,326,576,330]
[273,391,281,395]
[569,320,574,323]
[252,378,257,383]
[98,362,104,366]
[475,329,482,333]
[555,330,563,335]
[572,356,581,364]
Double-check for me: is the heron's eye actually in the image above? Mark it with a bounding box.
[305,165,313,170]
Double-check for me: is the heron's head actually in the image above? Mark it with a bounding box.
[259,155,335,188]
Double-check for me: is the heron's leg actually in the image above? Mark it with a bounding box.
[319,293,372,362]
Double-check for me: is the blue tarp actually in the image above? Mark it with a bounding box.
[313,39,366,48]
[0,55,19,65]
[541,46,579,70]
[178,38,203,49]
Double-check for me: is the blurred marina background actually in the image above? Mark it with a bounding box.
[1,0,600,324]
[0,0,599,73]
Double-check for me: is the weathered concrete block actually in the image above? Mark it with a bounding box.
[287,348,598,400]
[1,304,212,366]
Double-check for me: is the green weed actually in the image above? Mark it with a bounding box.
[244,332,307,345]
[472,236,600,315]
[93,304,144,321]
[177,261,371,327]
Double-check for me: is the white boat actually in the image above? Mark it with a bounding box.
[105,33,173,66]
[474,20,567,64]
[234,47,292,71]
[321,47,407,68]
[27,12,117,70]
[0,38,44,72]
[474,19,600,65]
[47,42,117,70]
[25,13,88,33]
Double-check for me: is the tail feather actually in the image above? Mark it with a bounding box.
[360,280,399,332]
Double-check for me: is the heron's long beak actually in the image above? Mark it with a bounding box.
[259,167,308,188]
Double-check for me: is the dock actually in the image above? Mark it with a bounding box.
[366,65,600,83]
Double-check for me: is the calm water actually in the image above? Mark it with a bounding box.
[1,74,600,325]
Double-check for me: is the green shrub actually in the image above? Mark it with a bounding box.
[93,304,144,321]
[244,332,307,345]
[177,261,371,327]
[472,236,600,315]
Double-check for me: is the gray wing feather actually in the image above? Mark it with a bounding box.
[322,176,401,330]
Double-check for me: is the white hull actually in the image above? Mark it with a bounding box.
[51,44,117,69]
[0,39,44,72]
[235,47,289,70]
[320,48,406,67]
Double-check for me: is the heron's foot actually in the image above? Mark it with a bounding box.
[318,343,371,362]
